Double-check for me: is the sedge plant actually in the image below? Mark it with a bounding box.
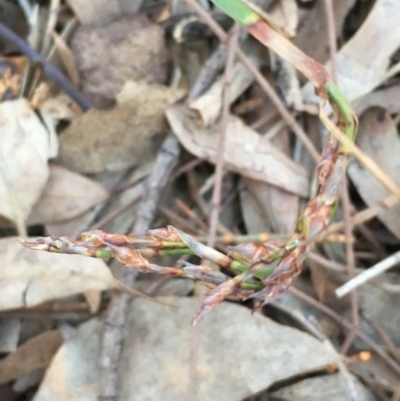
[21,0,358,325]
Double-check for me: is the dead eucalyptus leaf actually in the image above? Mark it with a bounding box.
[348,108,400,240]
[28,165,109,225]
[33,298,337,401]
[57,82,185,173]
[0,319,20,353]
[0,330,63,385]
[269,0,298,37]
[0,99,58,234]
[302,0,400,106]
[294,0,356,64]
[166,104,309,197]
[0,238,116,311]
[354,84,400,115]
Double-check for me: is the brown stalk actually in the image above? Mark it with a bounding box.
[322,0,359,354]
[190,26,240,401]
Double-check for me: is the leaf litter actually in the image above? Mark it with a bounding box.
[0,0,400,400]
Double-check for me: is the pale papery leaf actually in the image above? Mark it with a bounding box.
[0,99,58,234]
[302,0,400,107]
[28,165,109,225]
[348,108,400,240]
[166,104,309,197]
[0,238,116,310]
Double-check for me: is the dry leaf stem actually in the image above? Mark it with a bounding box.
[208,25,240,248]
[0,23,93,111]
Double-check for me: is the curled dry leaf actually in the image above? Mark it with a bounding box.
[0,330,63,385]
[188,40,265,127]
[348,108,400,240]
[268,0,298,37]
[57,81,185,173]
[0,99,58,234]
[353,274,400,346]
[293,0,356,64]
[33,298,338,401]
[241,121,300,234]
[0,238,116,311]
[27,165,109,225]
[302,0,400,106]
[71,14,168,108]
[166,104,309,197]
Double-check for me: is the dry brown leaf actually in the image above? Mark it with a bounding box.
[0,99,58,234]
[33,298,337,401]
[27,165,109,225]
[71,14,168,108]
[83,290,101,314]
[354,274,400,346]
[269,0,298,37]
[167,104,309,197]
[0,319,20,353]
[0,330,63,385]
[240,185,272,233]
[271,373,377,401]
[189,61,257,127]
[348,108,400,240]
[241,119,299,234]
[99,159,155,234]
[46,208,98,238]
[242,176,299,233]
[39,92,82,122]
[302,0,400,106]
[0,56,27,101]
[51,31,79,87]
[0,238,117,311]
[354,85,400,115]
[57,82,185,173]
[294,0,356,64]
[188,41,265,127]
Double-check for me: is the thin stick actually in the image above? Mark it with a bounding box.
[289,287,400,376]
[322,2,358,353]
[321,194,399,239]
[189,27,240,401]
[208,25,240,248]
[323,0,338,83]
[340,178,359,355]
[307,252,346,273]
[98,135,180,401]
[0,22,93,111]
[336,250,400,298]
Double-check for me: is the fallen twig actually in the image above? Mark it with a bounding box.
[336,250,400,298]
[98,135,180,401]
[0,22,93,111]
